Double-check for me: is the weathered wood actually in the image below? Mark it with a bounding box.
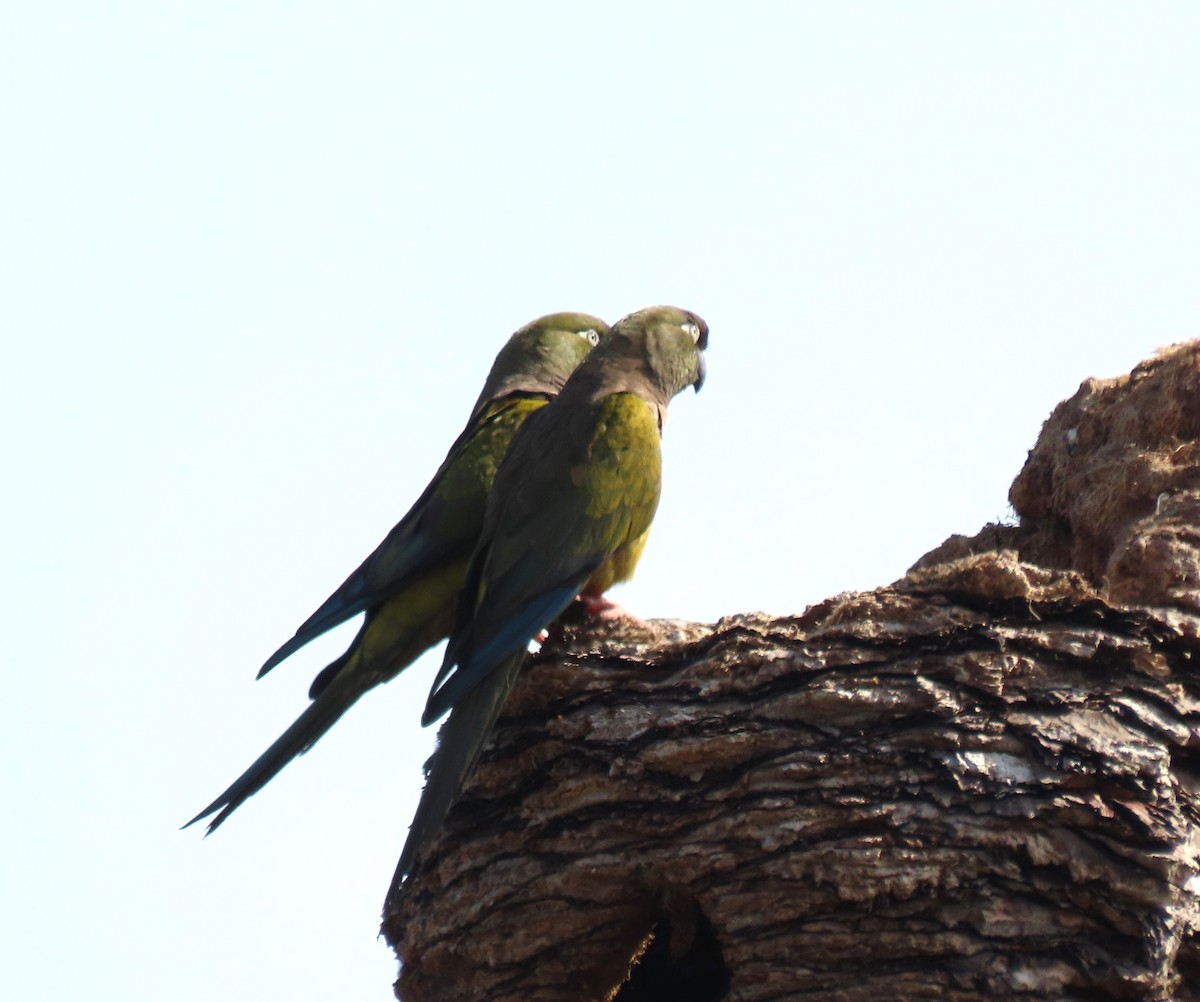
[385,342,1200,1001]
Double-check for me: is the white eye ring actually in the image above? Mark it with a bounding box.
[681,322,701,343]
[579,329,600,346]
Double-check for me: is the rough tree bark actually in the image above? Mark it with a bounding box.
[383,342,1200,1001]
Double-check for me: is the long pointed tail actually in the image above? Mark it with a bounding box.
[183,661,360,834]
[383,649,526,914]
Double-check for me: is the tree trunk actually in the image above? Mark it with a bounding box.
[383,342,1200,1001]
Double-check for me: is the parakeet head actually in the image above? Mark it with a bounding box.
[472,312,609,413]
[575,305,708,407]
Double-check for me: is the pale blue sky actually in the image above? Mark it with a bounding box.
[2,4,1196,999]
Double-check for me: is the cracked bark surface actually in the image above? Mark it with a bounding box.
[384,342,1200,1001]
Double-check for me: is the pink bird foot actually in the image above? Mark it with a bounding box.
[577,592,652,629]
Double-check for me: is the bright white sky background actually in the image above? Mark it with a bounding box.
[3,3,1197,999]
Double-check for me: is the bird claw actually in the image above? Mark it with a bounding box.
[577,593,652,630]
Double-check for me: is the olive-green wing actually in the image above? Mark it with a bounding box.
[258,394,548,676]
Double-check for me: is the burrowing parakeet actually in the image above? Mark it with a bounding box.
[385,305,708,904]
[186,313,608,833]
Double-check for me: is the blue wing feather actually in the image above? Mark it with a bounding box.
[421,575,594,726]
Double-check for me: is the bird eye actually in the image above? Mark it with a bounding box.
[680,322,701,343]
[579,329,600,346]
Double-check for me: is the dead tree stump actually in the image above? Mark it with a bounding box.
[384,342,1200,1001]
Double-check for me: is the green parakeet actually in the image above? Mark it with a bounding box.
[385,305,708,904]
[186,313,608,833]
